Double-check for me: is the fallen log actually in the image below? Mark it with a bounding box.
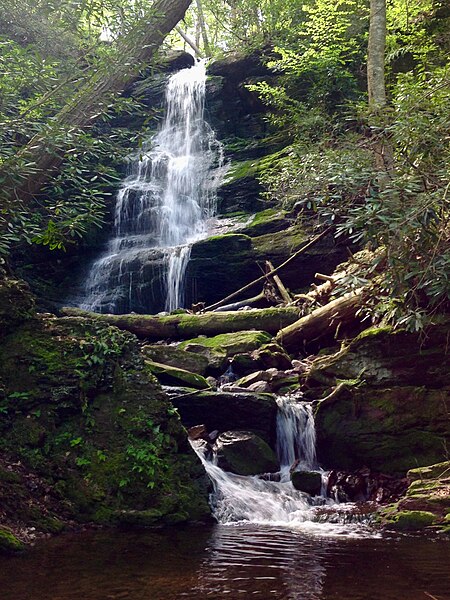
[213,290,266,312]
[61,306,303,340]
[276,291,363,350]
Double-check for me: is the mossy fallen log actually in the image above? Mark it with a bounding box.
[61,306,302,340]
[276,291,363,350]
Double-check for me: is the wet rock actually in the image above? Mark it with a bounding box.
[142,344,209,375]
[166,388,278,444]
[247,381,272,393]
[236,370,272,388]
[215,431,279,476]
[145,360,210,389]
[291,471,322,496]
[188,425,208,441]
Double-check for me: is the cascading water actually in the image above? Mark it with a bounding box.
[193,395,370,535]
[80,61,223,314]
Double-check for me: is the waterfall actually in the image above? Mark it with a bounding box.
[192,396,330,527]
[193,395,369,534]
[276,395,317,473]
[80,61,223,314]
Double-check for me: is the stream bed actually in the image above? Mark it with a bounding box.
[1,525,449,600]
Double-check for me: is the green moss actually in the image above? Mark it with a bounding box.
[355,325,395,341]
[179,330,272,355]
[388,510,436,531]
[0,528,24,553]
[145,360,210,389]
[408,461,450,482]
[252,225,307,257]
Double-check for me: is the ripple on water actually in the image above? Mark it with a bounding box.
[1,525,448,600]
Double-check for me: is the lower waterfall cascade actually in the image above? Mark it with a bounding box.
[192,394,375,536]
[79,60,223,314]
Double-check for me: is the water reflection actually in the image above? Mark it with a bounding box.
[0,525,449,600]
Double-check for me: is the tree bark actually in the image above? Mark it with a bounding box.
[367,0,394,174]
[1,0,192,205]
[367,0,387,108]
[195,0,211,56]
[276,291,363,351]
[61,305,303,340]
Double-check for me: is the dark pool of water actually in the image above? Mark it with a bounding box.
[0,525,449,600]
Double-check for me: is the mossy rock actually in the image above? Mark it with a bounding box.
[0,278,35,338]
[313,321,450,474]
[141,345,209,375]
[0,528,24,553]
[145,360,210,389]
[387,510,436,531]
[239,208,290,237]
[179,330,272,358]
[408,461,450,482]
[215,430,279,475]
[0,279,210,534]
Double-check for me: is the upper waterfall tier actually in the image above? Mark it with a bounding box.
[80,61,223,314]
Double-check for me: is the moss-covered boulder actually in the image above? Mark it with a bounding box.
[145,360,210,389]
[385,510,437,531]
[215,431,279,475]
[141,345,209,375]
[379,461,450,532]
[312,323,450,474]
[179,330,273,372]
[0,280,210,534]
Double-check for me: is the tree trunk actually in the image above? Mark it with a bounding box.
[367,0,393,174]
[1,0,192,205]
[61,306,303,340]
[367,0,387,108]
[276,292,363,351]
[195,0,211,56]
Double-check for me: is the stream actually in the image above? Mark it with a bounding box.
[1,526,449,600]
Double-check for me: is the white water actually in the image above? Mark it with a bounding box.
[80,61,223,314]
[193,395,373,536]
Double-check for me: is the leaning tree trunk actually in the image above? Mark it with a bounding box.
[1,0,192,205]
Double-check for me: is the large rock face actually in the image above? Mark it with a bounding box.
[310,324,450,474]
[0,278,209,534]
[165,388,278,445]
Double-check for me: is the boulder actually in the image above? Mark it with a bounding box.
[165,388,278,444]
[291,471,322,496]
[235,370,272,388]
[179,330,273,372]
[379,460,450,532]
[145,360,210,389]
[215,431,279,475]
[312,322,450,474]
[142,344,209,375]
[0,278,210,535]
